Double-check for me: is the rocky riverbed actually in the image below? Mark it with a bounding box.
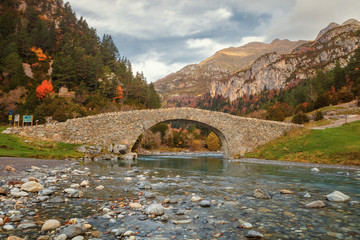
[0,155,360,239]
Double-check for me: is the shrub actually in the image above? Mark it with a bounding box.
[336,87,354,103]
[291,113,310,124]
[206,132,221,151]
[314,111,324,121]
[294,104,306,114]
[188,139,204,151]
[266,102,292,121]
[314,94,330,109]
[306,101,315,112]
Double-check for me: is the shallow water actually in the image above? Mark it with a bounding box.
[12,154,358,240]
[66,154,360,239]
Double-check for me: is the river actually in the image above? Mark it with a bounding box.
[2,154,360,239]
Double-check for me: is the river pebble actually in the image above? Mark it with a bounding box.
[253,188,272,199]
[246,230,264,238]
[41,219,61,231]
[305,200,326,208]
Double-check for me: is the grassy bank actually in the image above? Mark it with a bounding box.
[244,121,360,166]
[0,126,83,159]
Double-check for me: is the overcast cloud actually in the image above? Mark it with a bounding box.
[67,0,360,82]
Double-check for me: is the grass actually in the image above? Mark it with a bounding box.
[244,120,360,166]
[0,126,83,159]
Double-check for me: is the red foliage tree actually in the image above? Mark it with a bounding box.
[36,80,54,99]
[113,85,124,101]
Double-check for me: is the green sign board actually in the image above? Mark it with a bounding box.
[23,115,33,123]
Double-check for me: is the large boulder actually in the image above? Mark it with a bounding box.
[21,181,44,192]
[113,144,128,154]
[326,191,351,202]
[253,188,272,199]
[146,203,165,216]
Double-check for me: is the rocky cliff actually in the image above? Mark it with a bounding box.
[154,39,305,100]
[210,19,360,101]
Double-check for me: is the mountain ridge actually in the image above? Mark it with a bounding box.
[154,39,306,100]
[155,19,360,103]
[210,19,360,101]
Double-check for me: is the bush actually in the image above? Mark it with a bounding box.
[266,102,292,121]
[206,132,221,151]
[294,104,306,114]
[336,87,354,103]
[291,113,310,124]
[306,101,315,112]
[314,94,330,109]
[314,111,324,121]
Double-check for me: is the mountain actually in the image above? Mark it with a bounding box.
[154,39,306,100]
[210,19,360,101]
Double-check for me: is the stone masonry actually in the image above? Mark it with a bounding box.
[3,108,298,158]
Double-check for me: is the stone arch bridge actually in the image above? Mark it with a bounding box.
[6,108,297,158]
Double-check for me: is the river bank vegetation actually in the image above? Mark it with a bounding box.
[244,121,360,166]
[0,126,82,159]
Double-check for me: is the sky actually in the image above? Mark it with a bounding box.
[67,0,360,83]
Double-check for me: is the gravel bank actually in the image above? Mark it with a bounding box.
[0,157,70,176]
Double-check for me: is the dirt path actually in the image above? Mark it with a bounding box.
[310,115,360,129]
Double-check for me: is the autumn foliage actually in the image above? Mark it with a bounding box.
[36,80,54,99]
[31,47,48,61]
[113,85,124,101]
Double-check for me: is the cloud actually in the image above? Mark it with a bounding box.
[132,52,186,82]
[68,0,234,39]
[67,0,360,82]
[186,38,229,56]
[261,0,360,40]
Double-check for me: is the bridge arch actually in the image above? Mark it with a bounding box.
[130,119,229,157]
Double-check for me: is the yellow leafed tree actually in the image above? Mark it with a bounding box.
[206,132,221,151]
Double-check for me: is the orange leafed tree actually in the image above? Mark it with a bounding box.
[113,85,124,101]
[31,47,48,61]
[36,80,54,99]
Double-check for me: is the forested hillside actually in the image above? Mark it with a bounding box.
[0,0,160,123]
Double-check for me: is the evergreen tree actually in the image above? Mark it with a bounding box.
[333,61,346,90]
